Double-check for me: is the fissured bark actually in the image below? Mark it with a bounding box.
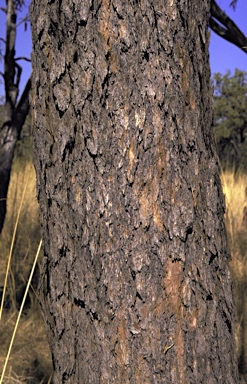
[30,1,239,383]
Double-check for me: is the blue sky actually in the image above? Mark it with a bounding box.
[0,0,32,99]
[0,0,247,98]
[209,0,247,75]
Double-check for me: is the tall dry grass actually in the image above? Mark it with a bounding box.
[0,161,52,383]
[221,171,247,379]
[221,172,247,282]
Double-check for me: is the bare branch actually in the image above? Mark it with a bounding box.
[15,0,26,11]
[15,56,31,62]
[229,0,238,10]
[17,12,30,27]
[14,61,22,89]
[0,40,5,61]
[210,0,247,54]
[4,0,18,106]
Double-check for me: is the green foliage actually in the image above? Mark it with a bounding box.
[213,69,247,173]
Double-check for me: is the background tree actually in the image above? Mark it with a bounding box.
[0,0,31,235]
[30,1,239,383]
[213,69,247,173]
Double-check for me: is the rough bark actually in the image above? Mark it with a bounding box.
[30,1,239,383]
[0,0,31,234]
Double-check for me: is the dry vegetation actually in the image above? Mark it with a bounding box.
[222,171,247,291]
[0,155,246,383]
[0,160,52,383]
[221,172,247,380]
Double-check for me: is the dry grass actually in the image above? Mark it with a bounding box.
[221,171,247,378]
[0,162,41,310]
[222,171,246,235]
[0,303,52,384]
[221,172,247,280]
[0,161,52,383]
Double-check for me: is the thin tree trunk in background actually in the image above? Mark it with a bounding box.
[0,0,31,234]
[30,1,239,383]
[0,79,31,231]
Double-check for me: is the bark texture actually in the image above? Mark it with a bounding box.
[30,1,239,383]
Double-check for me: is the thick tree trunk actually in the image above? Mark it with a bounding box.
[30,1,239,383]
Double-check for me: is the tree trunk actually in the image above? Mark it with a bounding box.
[30,1,239,383]
[0,79,31,232]
[0,0,31,234]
